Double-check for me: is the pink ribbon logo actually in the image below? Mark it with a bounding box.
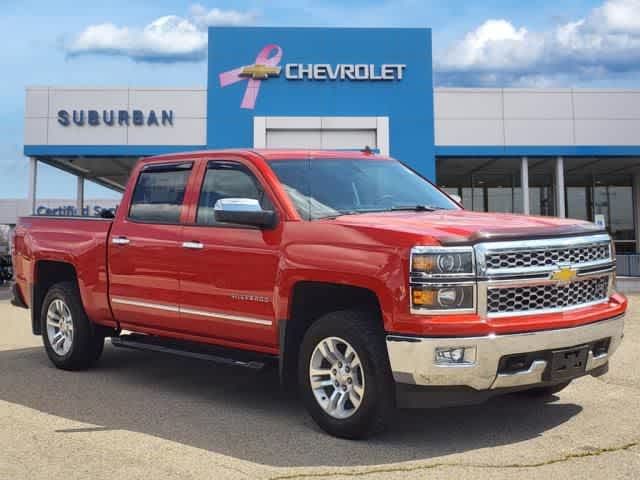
[219,44,283,110]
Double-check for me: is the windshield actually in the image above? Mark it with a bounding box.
[268,158,459,220]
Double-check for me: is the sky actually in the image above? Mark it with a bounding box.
[2,0,640,199]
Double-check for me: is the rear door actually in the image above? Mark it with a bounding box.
[180,159,282,348]
[108,161,193,331]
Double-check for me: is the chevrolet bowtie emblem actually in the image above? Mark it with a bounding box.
[549,266,578,284]
[239,64,281,80]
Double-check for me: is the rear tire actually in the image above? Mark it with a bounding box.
[298,309,394,439]
[41,281,104,370]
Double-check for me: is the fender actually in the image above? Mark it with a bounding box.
[18,218,116,333]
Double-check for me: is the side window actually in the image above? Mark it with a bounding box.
[129,163,192,223]
[196,162,273,226]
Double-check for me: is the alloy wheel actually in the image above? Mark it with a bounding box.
[46,299,74,356]
[309,336,365,419]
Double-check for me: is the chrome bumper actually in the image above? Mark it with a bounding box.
[386,314,624,390]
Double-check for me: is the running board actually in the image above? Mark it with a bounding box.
[111,334,275,370]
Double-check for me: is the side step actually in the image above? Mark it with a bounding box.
[111,333,276,370]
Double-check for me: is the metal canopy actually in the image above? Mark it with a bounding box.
[35,156,140,192]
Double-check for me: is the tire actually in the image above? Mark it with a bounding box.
[41,281,104,370]
[520,381,571,398]
[298,309,394,439]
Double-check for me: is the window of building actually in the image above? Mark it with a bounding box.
[564,157,636,253]
[461,187,484,212]
[436,156,637,253]
[566,187,589,221]
[129,163,192,223]
[528,159,556,216]
[594,185,634,253]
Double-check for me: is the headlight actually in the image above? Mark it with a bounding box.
[411,284,475,312]
[411,247,474,276]
[410,246,476,314]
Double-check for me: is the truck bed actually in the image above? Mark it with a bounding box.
[13,216,115,327]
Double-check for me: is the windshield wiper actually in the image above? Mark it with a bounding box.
[321,208,394,220]
[319,210,365,220]
[390,205,439,212]
[319,205,441,219]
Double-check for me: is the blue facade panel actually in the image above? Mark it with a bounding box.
[207,27,436,179]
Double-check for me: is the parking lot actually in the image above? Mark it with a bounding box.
[1,286,638,480]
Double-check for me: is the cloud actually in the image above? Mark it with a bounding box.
[436,0,640,87]
[66,4,258,63]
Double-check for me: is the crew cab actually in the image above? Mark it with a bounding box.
[11,149,627,439]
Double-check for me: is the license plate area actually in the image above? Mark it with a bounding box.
[547,345,589,381]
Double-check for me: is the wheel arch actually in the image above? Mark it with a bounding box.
[31,260,78,335]
[278,281,384,388]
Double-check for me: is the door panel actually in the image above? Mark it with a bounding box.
[109,221,184,329]
[108,162,191,330]
[180,160,281,346]
[180,226,280,345]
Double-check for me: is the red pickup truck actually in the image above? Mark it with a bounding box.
[12,149,627,438]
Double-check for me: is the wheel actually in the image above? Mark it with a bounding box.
[41,281,104,370]
[298,310,394,439]
[521,381,572,398]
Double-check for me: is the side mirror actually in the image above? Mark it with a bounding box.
[213,198,277,229]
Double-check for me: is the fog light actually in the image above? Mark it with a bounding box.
[435,346,476,365]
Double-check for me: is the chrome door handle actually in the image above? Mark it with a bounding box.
[112,236,130,245]
[182,241,204,250]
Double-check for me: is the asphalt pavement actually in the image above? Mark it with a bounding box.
[1,287,638,479]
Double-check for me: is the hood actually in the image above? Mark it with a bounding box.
[329,209,603,245]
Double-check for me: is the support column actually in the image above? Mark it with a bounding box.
[555,156,566,218]
[633,172,640,253]
[28,157,38,215]
[521,156,530,215]
[76,176,85,216]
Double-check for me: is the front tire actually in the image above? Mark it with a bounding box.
[41,281,104,370]
[298,310,394,439]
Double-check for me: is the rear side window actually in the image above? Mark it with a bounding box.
[129,162,192,223]
[196,162,273,225]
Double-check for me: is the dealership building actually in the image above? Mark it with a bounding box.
[21,26,640,254]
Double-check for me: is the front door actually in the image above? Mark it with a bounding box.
[108,161,192,331]
[180,160,281,348]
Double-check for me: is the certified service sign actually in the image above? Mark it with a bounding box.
[219,44,406,109]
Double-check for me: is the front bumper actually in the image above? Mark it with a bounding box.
[386,314,624,391]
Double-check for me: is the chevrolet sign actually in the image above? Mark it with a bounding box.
[240,64,282,79]
[285,63,406,81]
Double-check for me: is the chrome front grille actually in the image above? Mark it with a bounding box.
[487,277,609,315]
[474,233,615,318]
[485,244,610,270]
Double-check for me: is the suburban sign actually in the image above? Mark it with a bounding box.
[57,109,174,127]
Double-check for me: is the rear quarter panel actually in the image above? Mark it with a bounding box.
[14,217,115,326]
